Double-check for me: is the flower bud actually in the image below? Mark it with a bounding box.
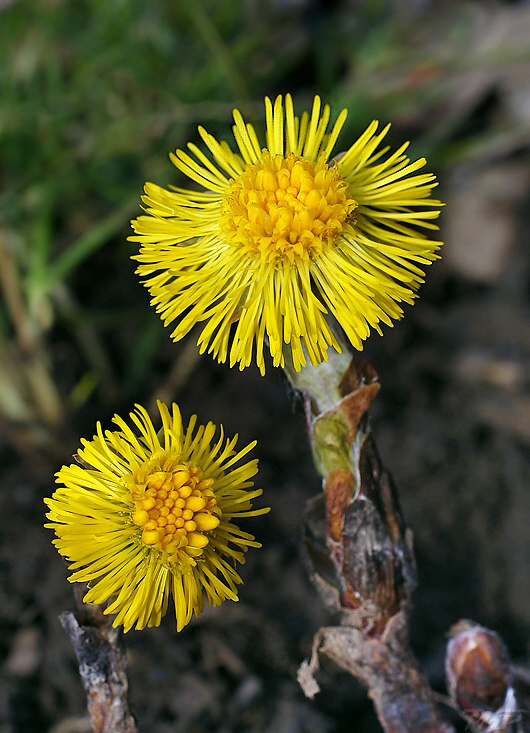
[446,621,516,732]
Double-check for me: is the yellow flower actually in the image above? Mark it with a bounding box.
[45,401,266,632]
[131,94,443,374]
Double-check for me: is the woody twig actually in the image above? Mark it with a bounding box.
[285,347,455,733]
[60,585,137,733]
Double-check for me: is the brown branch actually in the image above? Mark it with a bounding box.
[287,354,455,733]
[60,586,137,733]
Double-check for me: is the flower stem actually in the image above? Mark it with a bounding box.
[285,347,455,732]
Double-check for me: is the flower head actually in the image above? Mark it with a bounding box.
[131,95,443,374]
[45,401,266,632]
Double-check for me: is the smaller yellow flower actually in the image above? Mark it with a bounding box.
[45,401,267,632]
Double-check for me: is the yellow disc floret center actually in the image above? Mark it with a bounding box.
[128,459,219,560]
[219,153,358,263]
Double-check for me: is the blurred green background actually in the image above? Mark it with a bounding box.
[4,0,523,430]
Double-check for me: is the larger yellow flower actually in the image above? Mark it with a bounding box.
[45,401,266,632]
[131,95,442,374]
